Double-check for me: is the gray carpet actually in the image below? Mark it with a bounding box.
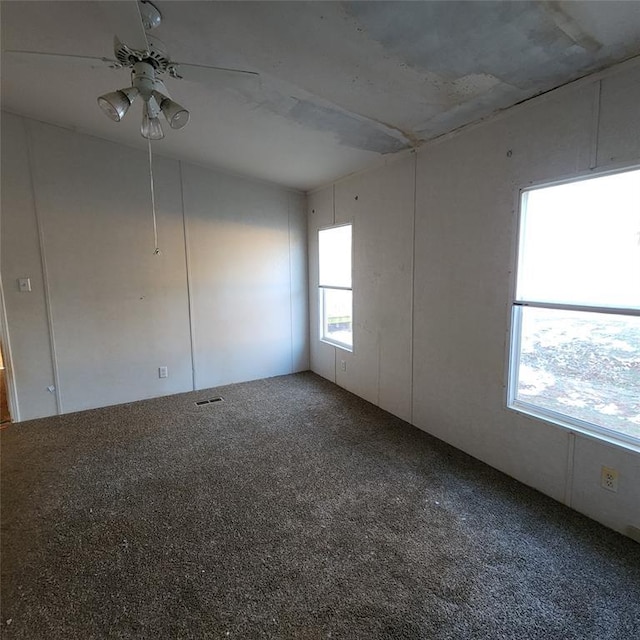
[1,372,639,639]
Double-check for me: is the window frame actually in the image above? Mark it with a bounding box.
[318,222,354,352]
[507,166,640,452]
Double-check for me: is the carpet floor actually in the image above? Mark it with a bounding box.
[1,372,639,639]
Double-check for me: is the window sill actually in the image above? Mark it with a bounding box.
[320,338,353,353]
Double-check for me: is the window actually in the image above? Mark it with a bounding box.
[508,168,640,448]
[319,224,353,350]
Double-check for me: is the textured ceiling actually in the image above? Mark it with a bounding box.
[2,1,640,191]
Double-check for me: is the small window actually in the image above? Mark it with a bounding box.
[508,168,640,447]
[319,224,353,350]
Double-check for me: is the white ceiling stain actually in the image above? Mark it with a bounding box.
[2,1,640,191]
[541,1,602,52]
[287,100,409,155]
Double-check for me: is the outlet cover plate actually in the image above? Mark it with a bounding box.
[601,466,619,492]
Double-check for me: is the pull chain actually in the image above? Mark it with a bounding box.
[148,138,160,255]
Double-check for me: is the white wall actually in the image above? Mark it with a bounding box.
[181,163,307,387]
[0,116,58,419]
[308,60,640,538]
[308,156,415,422]
[1,114,308,420]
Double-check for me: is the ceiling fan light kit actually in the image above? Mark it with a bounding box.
[95,2,192,140]
[6,0,259,141]
[98,57,190,140]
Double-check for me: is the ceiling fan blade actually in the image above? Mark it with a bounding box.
[170,62,260,90]
[97,0,149,53]
[3,50,120,70]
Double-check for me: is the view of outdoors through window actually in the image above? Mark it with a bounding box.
[319,224,352,349]
[517,308,640,439]
[322,288,353,347]
[511,169,640,443]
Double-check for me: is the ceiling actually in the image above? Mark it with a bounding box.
[2,1,640,192]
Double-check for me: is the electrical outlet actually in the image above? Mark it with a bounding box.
[601,466,618,492]
[158,366,168,379]
[340,360,346,371]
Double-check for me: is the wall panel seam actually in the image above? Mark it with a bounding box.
[564,432,576,507]
[179,161,197,391]
[376,338,381,407]
[332,185,336,225]
[302,196,310,370]
[287,193,294,373]
[25,120,63,414]
[333,185,337,381]
[590,80,602,169]
[410,151,417,425]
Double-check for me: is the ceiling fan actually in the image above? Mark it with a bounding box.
[5,0,260,140]
[5,0,261,254]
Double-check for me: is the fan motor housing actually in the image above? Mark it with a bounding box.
[115,36,170,73]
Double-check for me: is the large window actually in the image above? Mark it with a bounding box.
[508,168,640,447]
[319,224,353,350]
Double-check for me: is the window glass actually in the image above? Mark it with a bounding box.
[319,225,352,289]
[517,170,640,309]
[322,289,353,349]
[515,307,640,441]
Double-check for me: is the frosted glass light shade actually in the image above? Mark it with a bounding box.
[97,87,138,122]
[164,100,190,129]
[154,93,190,130]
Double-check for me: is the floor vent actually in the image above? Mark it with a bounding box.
[195,397,224,406]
